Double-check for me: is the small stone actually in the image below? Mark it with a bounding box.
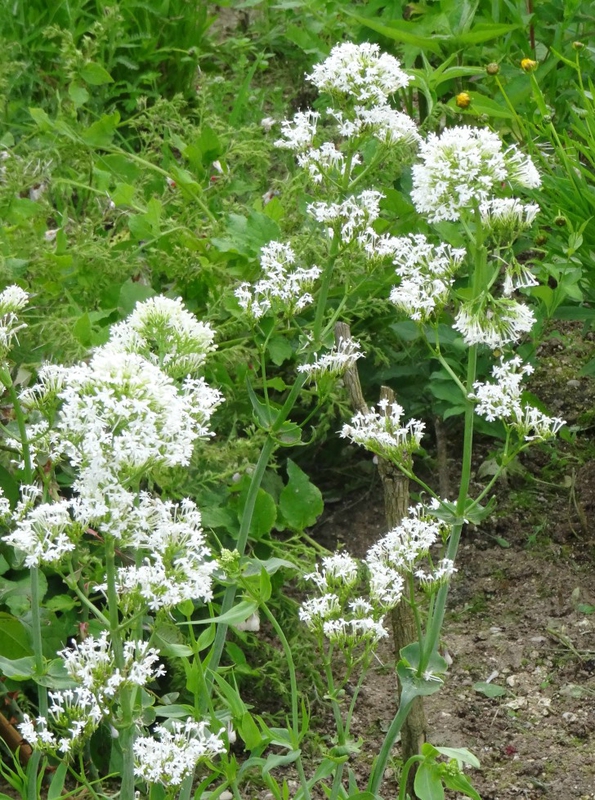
[567,379,581,388]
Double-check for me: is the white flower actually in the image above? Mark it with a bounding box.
[307,190,384,243]
[108,495,217,610]
[298,337,363,379]
[235,241,321,320]
[307,42,412,105]
[297,142,360,183]
[415,558,457,586]
[480,197,540,243]
[134,720,226,786]
[0,285,29,357]
[299,592,341,627]
[274,110,320,152]
[471,357,565,441]
[261,116,276,132]
[411,126,540,222]
[384,234,466,322]
[103,296,216,379]
[4,500,85,567]
[354,105,420,146]
[304,552,359,590]
[454,296,535,348]
[341,398,425,464]
[55,350,221,495]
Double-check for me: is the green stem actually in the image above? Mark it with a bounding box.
[104,537,135,799]
[367,687,416,795]
[260,603,299,737]
[398,755,424,800]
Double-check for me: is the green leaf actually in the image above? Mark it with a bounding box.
[267,336,293,366]
[197,125,223,163]
[0,613,32,659]
[447,92,514,119]
[238,711,263,750]
[262,750,301,775]
[473,681,507,698]
[82,112,120,147]
[0,655,35,680]
[68,83,90,108]
[29,107,53,131]
[441,772,481,800]
[111,183,135,207]
[453,22,520,45]
[434,746,480,769]
[247,488,277,540]
[47,761,67,800]
[118,279,156,315]
[414,762,445,800]
[188,599,259,627]
[246,377,275,429]
[279,460,323,532]
[349,14,443,55]
[80,61,114,86]
[0,464,19,507]
[211,212,281,257]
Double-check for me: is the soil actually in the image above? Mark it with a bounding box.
[307,328,595,800]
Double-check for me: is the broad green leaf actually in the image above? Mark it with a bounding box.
[414,762,445,800]
[82,113,120,147]
[48,761,67,800]
[118,279,156,315]
[0,655,35,680]
[473,681,507,698]
[262,750,301,775]
[441,772,481,800]
[80,61,114,85]
[110,183,135,207]
[211,212,281,256]
[279,459,323,532]
[0,464,19,507]
[0,613,32,659]
[267,336,293,366]
[238,711,263,750]
[434,746,480,769]
[29,107,53,131]
[349,14,443,54]
[68,83,90,108]
[447,93,514,119]
[187,599,259,627]
[453,22,520,45]
[247,488,277,539]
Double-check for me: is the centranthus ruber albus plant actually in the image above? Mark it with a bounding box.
[0,41,564,800]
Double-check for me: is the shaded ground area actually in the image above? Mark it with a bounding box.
[314,468,595,799]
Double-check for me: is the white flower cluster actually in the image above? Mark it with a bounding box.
[275,44,418,186]
[366,500,455,605]
[110,495,217,611]
[103,295,216,379]
[411,126,541,223]
[298,336,363,379]
[307,190,384,243]
[383,234,466,322]
[235,241,321,320]
[300,552,388,644]
[453,295,535,349]
[307,42,412,105]
[134,720,226,786]
[274,110,320,152]
[0,285,29,360]
[4,499,87,567]
[471,357,565,441]
[480,198,540,243]
[341,398,425,464]
[20,632,165,754]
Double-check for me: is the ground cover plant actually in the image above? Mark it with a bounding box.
[0,2,594,799]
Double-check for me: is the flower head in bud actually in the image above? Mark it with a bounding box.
[486,62,500,75]
[456,92,471,109]
[521,58,538,72]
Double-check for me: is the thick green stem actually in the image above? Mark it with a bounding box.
[104,537,135,799]
[367,688,415,795]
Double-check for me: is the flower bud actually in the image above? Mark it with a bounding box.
[486,62,500,75]
[456,92,471,109]
[573,41,585,50]
[521,58,538,72]
[554,215,567,227]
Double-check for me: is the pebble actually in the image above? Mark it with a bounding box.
[567,379,581,388]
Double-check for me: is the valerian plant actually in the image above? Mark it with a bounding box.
[0,41,564,800]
